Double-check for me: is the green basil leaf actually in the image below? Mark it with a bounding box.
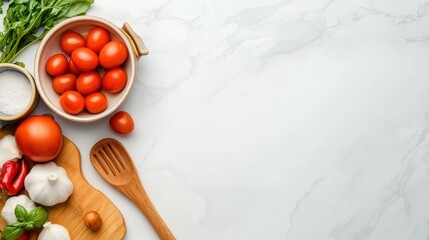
[2,224,24,240]
[14,204,28,222]
[25,223,34,230]
[26,206,48,228]
[11,222,26,228]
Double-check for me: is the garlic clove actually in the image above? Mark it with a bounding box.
[1,195,36,224]
[0,135,21,167]
[25,162,73,206]
[38,222,71,240]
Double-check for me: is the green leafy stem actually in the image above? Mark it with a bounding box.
[0,0,94,63]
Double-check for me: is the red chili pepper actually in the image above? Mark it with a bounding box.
[8,159,28,195]
[0,159,20,191]
[0,159,28,195]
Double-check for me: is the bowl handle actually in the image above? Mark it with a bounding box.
[121,23,149,58]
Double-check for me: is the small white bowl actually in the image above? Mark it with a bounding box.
[34,16,148,122]
[0,63,39,122]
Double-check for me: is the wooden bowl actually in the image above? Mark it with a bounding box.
[0,63,39,122]
[34,16,148,122]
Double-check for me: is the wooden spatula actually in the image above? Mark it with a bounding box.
[90,138,175,240]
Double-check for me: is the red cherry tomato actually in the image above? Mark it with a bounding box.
[101,67,127,93]
[45,54,68,77]
[85,92,108,114]
[109,111,134,134]
[69,59,81,75]
[17,232,29,240]
[86,27,111,54]
[60,31,85,55]
[52,73,77,94]
[76,71,101,96]
[60,90,85,115]
[71,47,99,72]
[15,115,63,162]
[99,40,128,69]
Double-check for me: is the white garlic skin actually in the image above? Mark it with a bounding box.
[24,161,73,206]
[1,195,36,224]
[0,135,22,167]
[38,222,71,240]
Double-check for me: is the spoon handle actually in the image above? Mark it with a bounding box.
[116,174,175,240]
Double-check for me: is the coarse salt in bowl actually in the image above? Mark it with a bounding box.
[0,63,39,122]
[34,16,148,123]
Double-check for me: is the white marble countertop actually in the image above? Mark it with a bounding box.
[3,0,429,239]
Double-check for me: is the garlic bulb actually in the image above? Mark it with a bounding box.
[1,195,36,224]
[38,222,71,240]
[0,135,21,167]
[24,161,73,206]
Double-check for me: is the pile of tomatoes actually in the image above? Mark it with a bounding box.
[45,27,129,115]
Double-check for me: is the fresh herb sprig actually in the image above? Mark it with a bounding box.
[0,0,94,63]
[1,204,48,240]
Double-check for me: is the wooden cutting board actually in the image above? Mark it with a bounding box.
[0,124,126,239]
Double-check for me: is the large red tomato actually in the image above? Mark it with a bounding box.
[15,115,63,162]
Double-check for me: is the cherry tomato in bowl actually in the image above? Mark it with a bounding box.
[76,71,101,96]
[71,47,99,72]
[102,67,127,93]
[60,90,85,115]
[60,31,85,55]
[86,27,111,54]
[68,59,81,75]
[45,54,68,77]
[99,40,128,69]
[85,92,108,114]
[52,73,77,94]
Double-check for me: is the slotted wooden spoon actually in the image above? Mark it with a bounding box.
[90,138,175,240]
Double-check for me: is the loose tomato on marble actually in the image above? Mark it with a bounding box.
[109,111,134,134]
[60,90,85,115]
[71,47,99,72]
[45,54,68,77]
[86,27,110,54]
[85,92,108,114]
[15,115,63,162]
[99,40,128,69]
[52,73,77,94]
[102,67,127,93]
[76,71,101,96]
[60,31,86,55]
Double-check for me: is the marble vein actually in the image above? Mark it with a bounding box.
[285,141,357,239]
[351,121,429,240]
